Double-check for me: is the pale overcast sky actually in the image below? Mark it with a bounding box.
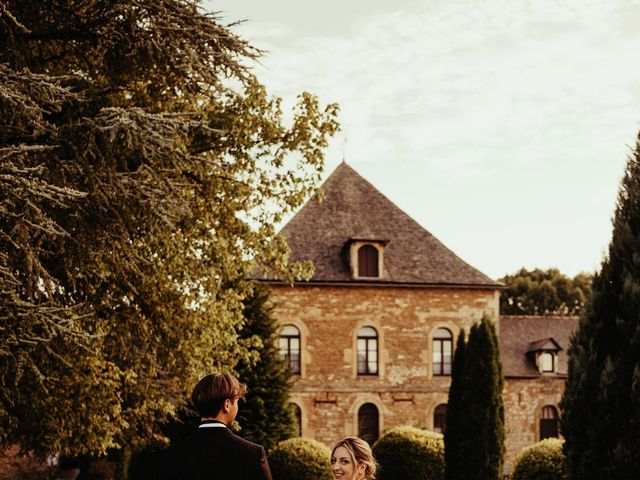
[204,0,640,279]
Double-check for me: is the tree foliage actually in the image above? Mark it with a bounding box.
[444,318,504,480]
[234,284,296,451]
[499,268,592,316]
[0,0,339,459]
[560,134,640,480]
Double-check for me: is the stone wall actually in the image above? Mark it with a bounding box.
[502,376,565,473]
[270,284,499,444]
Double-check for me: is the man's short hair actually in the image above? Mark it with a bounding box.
[191,372,247,417]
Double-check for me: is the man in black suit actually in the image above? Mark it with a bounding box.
[159,372,273,480]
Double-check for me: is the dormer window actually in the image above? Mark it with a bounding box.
[526,338,562,374]
[539,352,555,372]
[347,239,388,279]
[358,245,378,277]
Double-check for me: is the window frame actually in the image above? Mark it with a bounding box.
[279,325,301,375]
[539,351,555,373]
[432,328,453,376]
[539,405,559,440]
[357,244,379,277]
[349,240,386,280]
[357,403,380,445]
[290,402,302,437]
[433,403,447,433]
[357,326,379,376]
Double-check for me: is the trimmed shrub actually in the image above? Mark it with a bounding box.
[512,438,567,480]
[373,426,444,480]
[269,437,333,480]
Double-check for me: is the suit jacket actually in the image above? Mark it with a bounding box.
[159,423,272,480]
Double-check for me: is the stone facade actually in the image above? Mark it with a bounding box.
[269,284,500,444]
[502,377,565,471]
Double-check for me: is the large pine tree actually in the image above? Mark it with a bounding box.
[445,318,505,480]
[234,284,296,451]
[561,134,640,480]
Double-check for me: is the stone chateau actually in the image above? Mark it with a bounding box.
[259,162,577,472]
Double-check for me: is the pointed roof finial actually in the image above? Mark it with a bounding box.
[341,136,347,164]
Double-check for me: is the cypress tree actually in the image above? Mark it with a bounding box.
[234,284,296,451]
[444,330,466,480]
[485,316,505,477]
[561,134,640,480]
[453,317,505,480]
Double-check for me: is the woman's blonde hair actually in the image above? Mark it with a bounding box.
[331,436,378,479]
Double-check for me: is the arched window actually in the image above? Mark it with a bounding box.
[279,325,301,374]
[358,403,379,445]
[433,404,447,433]
[539,405,559,440]
[432,328,453,376]
[539,352,555,372]
[358,245,379,277]
[290,403,302,437]
[357,327,378,375]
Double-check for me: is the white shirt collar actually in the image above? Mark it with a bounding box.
[199,422,227,429]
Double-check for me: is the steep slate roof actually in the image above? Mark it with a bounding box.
[499,315,579,378]
[274,162,500,287]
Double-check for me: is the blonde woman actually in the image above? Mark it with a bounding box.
[331,437,378,480]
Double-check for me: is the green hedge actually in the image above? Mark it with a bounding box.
[373,426,444,480]
[269,437,333,480]
[511,438,567,480]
